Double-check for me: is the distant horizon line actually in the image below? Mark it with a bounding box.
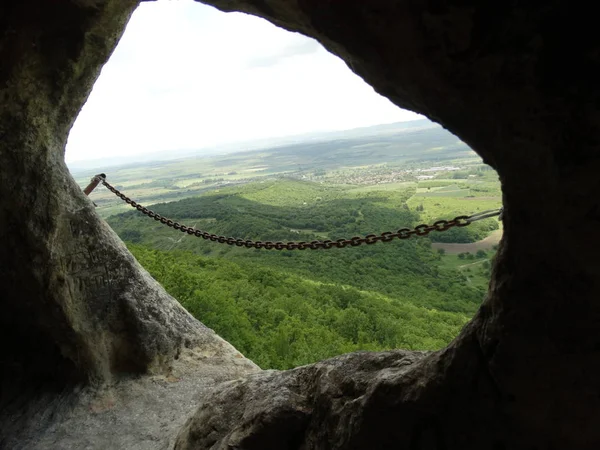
[67,117,433,171]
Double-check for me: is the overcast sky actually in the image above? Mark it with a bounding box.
[65,0,421,163]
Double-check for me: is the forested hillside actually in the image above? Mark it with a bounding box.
[100,176,500,369]
[108,179,497,313]
[130,245,469,369]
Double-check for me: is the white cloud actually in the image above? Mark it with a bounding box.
[65,0,421,163]
[245,39,321,68]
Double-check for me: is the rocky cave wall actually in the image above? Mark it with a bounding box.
[1,0,600,449]
[0,2,258,446]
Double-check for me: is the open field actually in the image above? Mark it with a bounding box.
[75,117,502,254]
[432,229,503,254]
[70,119,494,218]
[438,252,495,290]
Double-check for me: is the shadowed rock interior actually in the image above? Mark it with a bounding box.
[1,0,599,448]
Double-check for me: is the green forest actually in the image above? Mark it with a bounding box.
[131,245,469,369]
[88,123,502,370]
[106,173,500,369]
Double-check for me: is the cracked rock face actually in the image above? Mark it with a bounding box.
[174,350,431,450]
[1,0,600,449]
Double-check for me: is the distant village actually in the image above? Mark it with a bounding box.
[296,164,463,185]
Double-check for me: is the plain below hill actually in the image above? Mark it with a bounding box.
[71,118,476,217]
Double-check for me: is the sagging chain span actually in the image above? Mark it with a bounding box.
[93,174,503,251]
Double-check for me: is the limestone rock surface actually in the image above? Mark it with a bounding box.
[176,0,600,448]
[0,1,257,448]
[1,0,600,449]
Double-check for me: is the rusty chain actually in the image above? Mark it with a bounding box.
[95,174,502,251]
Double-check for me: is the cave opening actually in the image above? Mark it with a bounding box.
[4,0,598,447]
[65,1,501,371]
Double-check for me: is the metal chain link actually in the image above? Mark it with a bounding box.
[96,174,502,251]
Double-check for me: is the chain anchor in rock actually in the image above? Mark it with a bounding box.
[96,174,504,251]
[83,173,107,196]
